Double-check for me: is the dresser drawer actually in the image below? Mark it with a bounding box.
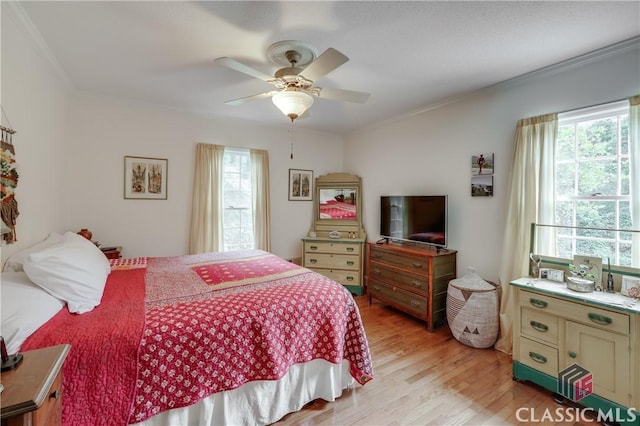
[31,370,63,426]
[304,253,359,270]
[520,290,629,335]
[304,241,361,255]
[521,307,559,346]
[519,337,558,377]
[369,278,428,319]
[369,261,427,294]
[369,247,429,275]
[311,268,360,287]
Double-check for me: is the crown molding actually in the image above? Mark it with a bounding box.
[491,36,640,92]
[355,36,640,136]
[4,1,73,89]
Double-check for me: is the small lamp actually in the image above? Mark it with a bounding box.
[272,90,314,122]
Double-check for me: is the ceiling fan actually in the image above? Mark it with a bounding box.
[215,40,370,122]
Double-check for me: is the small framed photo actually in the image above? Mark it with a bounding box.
[471,175,493,197]
[288,169,313,201]
[124,156,168,200]
[472,153,494,176]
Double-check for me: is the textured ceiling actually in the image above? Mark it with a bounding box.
[11,1,640,134]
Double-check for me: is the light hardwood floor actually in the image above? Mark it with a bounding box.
[276,296,602,426]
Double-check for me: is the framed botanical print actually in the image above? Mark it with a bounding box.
[124,156,168,200]
[288,169,313,201]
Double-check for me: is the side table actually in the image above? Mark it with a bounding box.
[100,246,122,260]
[1,344,71,426]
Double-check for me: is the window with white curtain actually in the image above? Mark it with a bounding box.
[555,101,632,266]
[222,148,254,251]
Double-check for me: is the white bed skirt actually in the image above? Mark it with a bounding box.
[132,359,355,426]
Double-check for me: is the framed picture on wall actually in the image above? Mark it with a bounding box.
[288,169,313,201]
[124,156,168,200]
[471,153,494,176]
[471,175,493,197]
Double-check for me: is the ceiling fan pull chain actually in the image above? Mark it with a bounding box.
[289,125,294,159]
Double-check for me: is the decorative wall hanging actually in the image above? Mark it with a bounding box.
[0,109,19,242]
[471,152,494,197]
[124,156,168,200]
[288,169,313,201]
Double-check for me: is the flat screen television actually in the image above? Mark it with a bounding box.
[380,195,448,248]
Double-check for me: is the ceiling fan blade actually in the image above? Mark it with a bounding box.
[224,91,278,106]
[215,57,273,82]
[301,48,348,82]
[315,87,370,103]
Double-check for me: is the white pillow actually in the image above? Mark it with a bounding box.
[23,232,111,314]
[2,233,64,272]
[1,271,65,354]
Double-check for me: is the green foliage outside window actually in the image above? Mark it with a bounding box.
[555,108,632,266]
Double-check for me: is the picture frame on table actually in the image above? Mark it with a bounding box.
[124,156,168,200]
[288,169,313,201]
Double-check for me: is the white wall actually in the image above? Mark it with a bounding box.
[0,4,71,262]
[345,43,640,283]
[61,94,343,259]
[1,2,344,263]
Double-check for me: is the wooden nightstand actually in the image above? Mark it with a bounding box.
[1,344,70,426]
[100,246,122,259]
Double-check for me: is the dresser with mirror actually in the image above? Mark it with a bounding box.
[302,173,366,295]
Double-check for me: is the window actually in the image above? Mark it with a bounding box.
[555,101,632,266]
[222,148,254,251]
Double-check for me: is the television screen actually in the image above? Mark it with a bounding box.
[380,195,447,247]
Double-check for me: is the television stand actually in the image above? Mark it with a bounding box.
[366,241,457,331]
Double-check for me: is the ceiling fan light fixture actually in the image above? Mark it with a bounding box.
[272,90,314,122]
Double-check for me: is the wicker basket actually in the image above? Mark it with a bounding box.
[446,274,500,348]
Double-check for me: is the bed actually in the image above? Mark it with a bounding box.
[319,199,357,220]
[1,232,373,425]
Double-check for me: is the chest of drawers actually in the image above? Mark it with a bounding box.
[367,241,457,331]
[302,238,364,295]
[511,278,640,423]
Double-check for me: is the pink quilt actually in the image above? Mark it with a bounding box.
[22,250,373,425]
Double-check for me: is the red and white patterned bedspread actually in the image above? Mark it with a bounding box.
[23,250,373,425]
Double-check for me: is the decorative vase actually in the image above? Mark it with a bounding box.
[77,228,93,240]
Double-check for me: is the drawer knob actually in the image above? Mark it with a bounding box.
[50,389,61,399]
[309,259,317,264]
[310,245,318,250]
[346,247,354,252]
[529,320,548,332]
[588,313,612,326]
[528,352,547,364]
[411,262,423,269]
[373,253,382,259]
[568,351,577,359]
[372,268,381,275]
[411,280,421,288]
[529,298,548,309]
[346,261,355,266]
[346,276,354,281]
[410,300,421,308]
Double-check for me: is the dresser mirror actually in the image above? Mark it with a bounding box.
[318,188,358,220]
[310,173,365,239]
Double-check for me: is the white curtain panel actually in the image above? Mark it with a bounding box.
[189,143,225,254]
[495,113,558,354]
[250,148,271,252]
